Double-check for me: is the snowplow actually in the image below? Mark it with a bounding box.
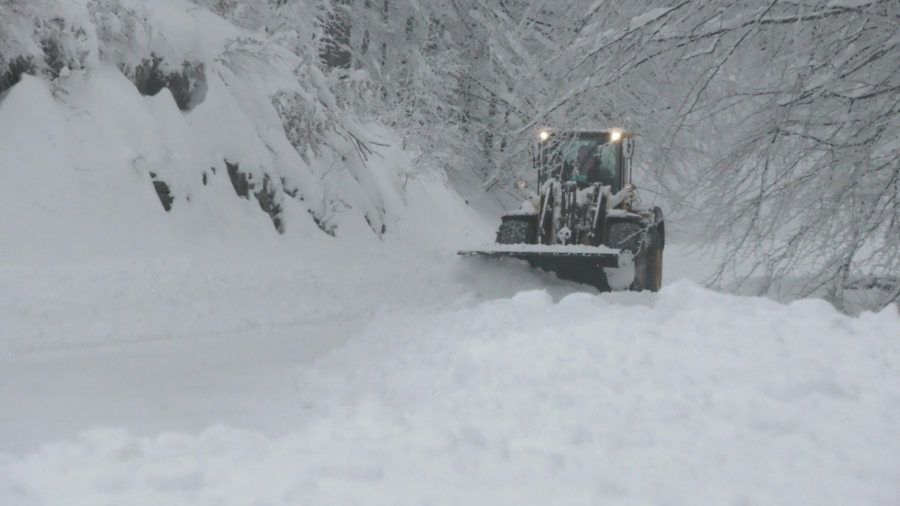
[459,129,664,292]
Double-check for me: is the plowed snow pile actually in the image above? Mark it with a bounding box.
[3,281,898,505]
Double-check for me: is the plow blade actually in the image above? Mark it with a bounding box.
[458,245,621,291]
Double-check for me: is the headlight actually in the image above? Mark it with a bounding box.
[516,181,528,190]
[539,130,550,141]
[610,130,623,142]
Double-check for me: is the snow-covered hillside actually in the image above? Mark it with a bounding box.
[2,281,898,505]
[0,0,488,266]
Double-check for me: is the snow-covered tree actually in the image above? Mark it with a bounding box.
[608,0,900,311]
[0,0,100,89]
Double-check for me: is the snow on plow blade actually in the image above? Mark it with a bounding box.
[458,245,621,291]
[458,244,621,266]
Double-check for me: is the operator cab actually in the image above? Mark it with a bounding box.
[535,129,634,193]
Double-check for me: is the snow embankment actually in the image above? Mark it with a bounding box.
[3,281,898,505]
[0,0,488,266]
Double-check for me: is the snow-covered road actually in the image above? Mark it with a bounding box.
[2,246,898,505]
[0,320,363,453]
[0,246,599,454]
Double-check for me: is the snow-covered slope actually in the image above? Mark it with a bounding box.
[0,0,489,266]
[2,282,898,505]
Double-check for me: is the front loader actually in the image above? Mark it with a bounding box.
[459,129,664,292]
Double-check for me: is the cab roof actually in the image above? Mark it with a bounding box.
[538,128,635,139]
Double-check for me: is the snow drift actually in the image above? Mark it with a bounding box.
[3,281,898,505]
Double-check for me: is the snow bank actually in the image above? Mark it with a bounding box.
[3,281,898,505]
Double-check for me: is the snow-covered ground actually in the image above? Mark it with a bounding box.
[2,243,899,505]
